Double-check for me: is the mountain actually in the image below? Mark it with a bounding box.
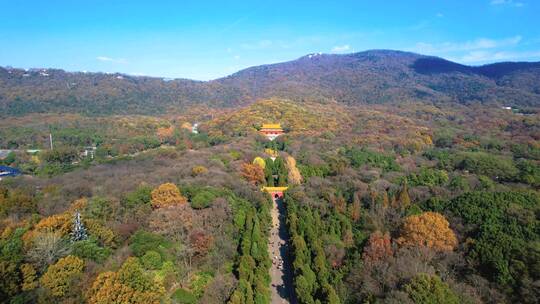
[0,68,248,116]
[218,50,540,106]
[1,50,539,116]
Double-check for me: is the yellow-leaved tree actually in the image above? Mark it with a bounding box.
[191,165,208,176]
[21,263,38,291]
[150,183,187,208]
[87,257,164,304]
[285,156,302,185]
[40,255,84,297]
[397,212,458,251]
[252,156,266,169]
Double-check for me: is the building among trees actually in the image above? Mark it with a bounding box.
[260,124,284,141]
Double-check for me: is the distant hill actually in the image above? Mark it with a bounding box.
[218,50,540,107]
[1,50,539,116]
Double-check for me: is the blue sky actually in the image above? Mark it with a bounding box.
[1,0,539,80]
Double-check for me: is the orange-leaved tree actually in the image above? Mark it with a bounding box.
[156,126,174,142]
[150,183,187,208]
[240,163,265,185]
[362,231,393,264]
[397,212,457,251]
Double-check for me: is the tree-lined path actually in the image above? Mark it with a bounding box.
[268,194,296,304]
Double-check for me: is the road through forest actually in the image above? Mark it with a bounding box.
[268,195,296,304]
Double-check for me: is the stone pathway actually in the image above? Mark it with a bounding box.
[268,196,296,304]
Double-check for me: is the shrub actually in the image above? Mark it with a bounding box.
[190,190,217,209]
[141,250,162,270]
[171,288,197,304]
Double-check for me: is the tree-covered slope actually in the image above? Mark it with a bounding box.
[1,50,540,117]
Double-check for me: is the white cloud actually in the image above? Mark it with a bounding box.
[436,12,444,17]
[96,56,127,63]
[233,55,240,60]
[412,35,522,54]
[407,35,540,64]
[490,0,524,7]
[450,50,540,63]
[331,44,351,53]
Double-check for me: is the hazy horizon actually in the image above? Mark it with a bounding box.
[4,48,540,82]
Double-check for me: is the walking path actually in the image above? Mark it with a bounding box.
[268,195,296,304]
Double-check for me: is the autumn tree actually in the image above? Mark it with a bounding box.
[286,155,303,185]
[349,193,362,222]
[150,183,187,208]
[40,255,84,297]
[156,126,174,143]
[362,231,393,264]
[240,163,265,186]
[33,213,72,236]
[252,157,266,169]
[189,229,214,257]
[329,193,346,214]
[397,212,457,251]
[88,257,164,304]
[396,180,411,208]
[21,263,38,291]
[191,165,208,176]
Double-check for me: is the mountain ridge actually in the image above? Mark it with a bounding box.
[1,49,539,116]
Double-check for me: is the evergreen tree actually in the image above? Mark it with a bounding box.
[71,211,88,242]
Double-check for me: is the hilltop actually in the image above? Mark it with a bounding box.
[1,50,539,116]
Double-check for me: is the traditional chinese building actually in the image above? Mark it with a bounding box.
[262,186,288,200]
[260,124,284,141]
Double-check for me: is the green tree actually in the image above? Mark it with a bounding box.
[404,274,460,304]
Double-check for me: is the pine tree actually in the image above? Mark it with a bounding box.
[71,211,88,242]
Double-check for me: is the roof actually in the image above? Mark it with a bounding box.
[261,124,282,130]
[0,166,21,177]
[262,186,289,192]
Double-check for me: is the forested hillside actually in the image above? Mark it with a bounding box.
[1,96,538,303]
[1,50,540,117]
